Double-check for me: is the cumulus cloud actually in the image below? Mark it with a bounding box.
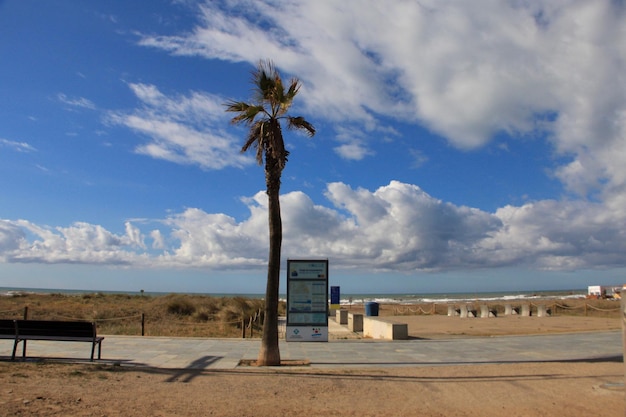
[137,0,626,200]
[0,219,150,265]
[0,221,26,259]
[3,181,625,272]
[108,83,251,170]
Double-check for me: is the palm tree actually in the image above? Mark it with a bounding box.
[225,60,315,366]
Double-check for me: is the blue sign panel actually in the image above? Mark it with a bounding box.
[330,286,340,305]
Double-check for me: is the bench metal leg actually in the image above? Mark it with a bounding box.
[90,341,102,361]
[11,339,19,361]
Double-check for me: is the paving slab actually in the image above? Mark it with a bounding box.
[0,330,621,370]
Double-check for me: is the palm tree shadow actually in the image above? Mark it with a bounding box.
[164,356,223,383]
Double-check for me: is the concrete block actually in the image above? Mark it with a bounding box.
[459,304,468,318]
[348,313,363,332]
[363,317,408,340]
[336,309,348,325]
[481,305,497,318]
[537,304,550,317]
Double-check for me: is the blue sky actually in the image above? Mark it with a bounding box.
[1,0,626,294]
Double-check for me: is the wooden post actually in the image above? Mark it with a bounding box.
[23,306,29,319]
[249,316,254,338]
[241,318,246,338]
[141,313,145,336]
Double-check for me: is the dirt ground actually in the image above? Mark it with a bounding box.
[0,314,624,416]
[1,361,623,417]
[387,314,622,339]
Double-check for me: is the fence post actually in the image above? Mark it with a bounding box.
[241,318,246,338]
[249,316,254,338]
[23,306,29,319]
[141,313,145,336]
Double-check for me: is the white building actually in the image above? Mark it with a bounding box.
[587,285,621,298]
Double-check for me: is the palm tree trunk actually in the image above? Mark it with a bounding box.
[257,156,282,366]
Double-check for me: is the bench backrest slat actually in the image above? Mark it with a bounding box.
[0,319,16,336]
[14,320,96,338]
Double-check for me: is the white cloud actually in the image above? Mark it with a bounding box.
[409,149,429,169]
[482,199,626,270]
[0,221,26,260]
[137,0,626,200]
[108,83,251,170]
[150,230,165,250]
[334,143,371,161]
[3,181,625,272]
[0,220,150,265]
[57,93,96,110]
[0,138,36,153]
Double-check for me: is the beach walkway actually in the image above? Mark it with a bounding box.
[0,318,621,370]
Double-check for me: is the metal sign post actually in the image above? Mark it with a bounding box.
[286,259,329,342]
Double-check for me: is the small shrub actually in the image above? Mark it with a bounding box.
[166,297,196,316]
[193,308,215,322]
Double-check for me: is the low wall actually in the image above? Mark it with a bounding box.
[363,317,408,340]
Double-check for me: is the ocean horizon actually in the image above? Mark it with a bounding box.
[0,286,587,305]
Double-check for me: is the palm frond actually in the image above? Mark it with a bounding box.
[287,116,316,137]
[241,120,269,165]
[224,100,265,125]
[285,78,300,101]
[254,60,278,103]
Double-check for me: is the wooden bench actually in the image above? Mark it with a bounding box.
[11,320,104,361]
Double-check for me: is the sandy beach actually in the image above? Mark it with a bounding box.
[1,313,624,416]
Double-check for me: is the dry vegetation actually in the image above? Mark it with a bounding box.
[1,292,620,339]
[0,293,286,338]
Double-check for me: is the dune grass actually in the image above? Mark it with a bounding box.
[0,292,286,338]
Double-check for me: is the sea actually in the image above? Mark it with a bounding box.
[0,286,587,305]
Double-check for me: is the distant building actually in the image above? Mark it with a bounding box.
[587,285,621,299]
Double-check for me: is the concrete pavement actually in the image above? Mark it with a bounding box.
[0,319,621,370]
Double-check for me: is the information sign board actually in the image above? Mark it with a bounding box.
[286,259,328,342]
